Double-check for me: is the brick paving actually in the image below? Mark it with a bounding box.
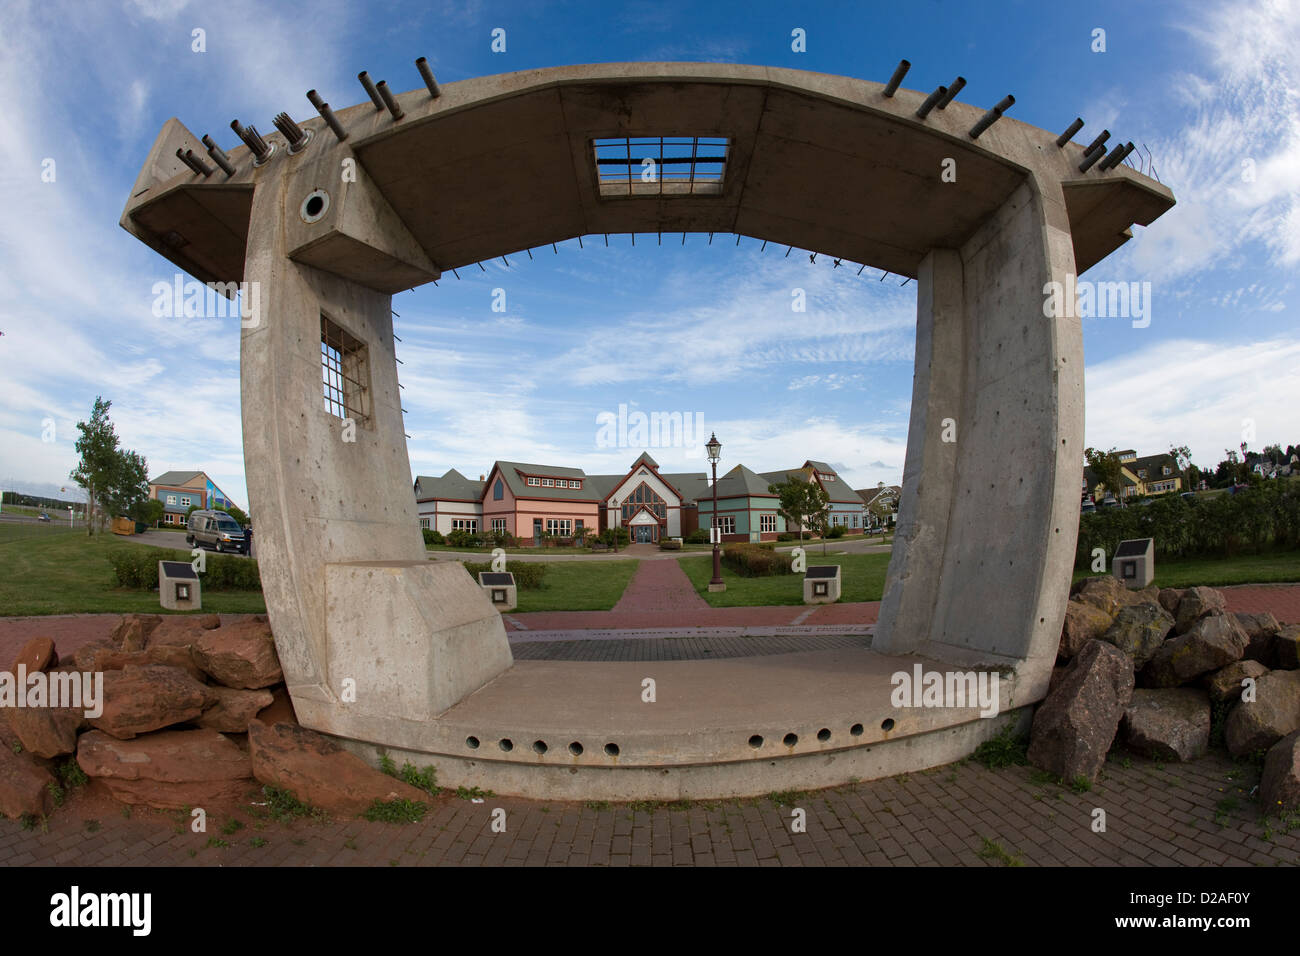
[1,749,1294,867]
[511,633,871,661]
[612,557,709,613]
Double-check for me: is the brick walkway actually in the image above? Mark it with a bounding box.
[1,749,1293,867]
[511,633,870,661]
[612,557,709,613]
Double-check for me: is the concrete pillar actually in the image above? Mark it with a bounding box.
[240,170,513,735]
[874,179,1082,691]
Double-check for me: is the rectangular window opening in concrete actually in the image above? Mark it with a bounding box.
[320,313,371,425]
[593,136,728,198]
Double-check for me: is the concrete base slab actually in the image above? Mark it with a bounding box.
[322,645,1033,799]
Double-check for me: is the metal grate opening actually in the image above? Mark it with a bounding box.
[593,136,729,198]
[321,314,370,423]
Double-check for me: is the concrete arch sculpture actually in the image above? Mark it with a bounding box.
[122,63,1173,798]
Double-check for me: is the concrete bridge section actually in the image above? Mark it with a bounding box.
[121,62,1174,798]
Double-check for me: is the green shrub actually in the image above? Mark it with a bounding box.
[721,543,793,577]
[108,546,261,592]
[827,525,847,539]
[685,529,709,544]
[422,528,437,546]
[658,539,682,550]
[460,561,547,590]
[776,532,796,542]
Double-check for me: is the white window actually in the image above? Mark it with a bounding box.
[491,518,507,533]
[712,516,735,535]
[452,519,478,532]
[546,518,572,536]
[1162,466,1171,475]
[166,494,177,505]
[420,518,430,530]
[527,477,540,486]
[1138,469,1147,479]
[180,496,192,508]
[760,514,776,533]
[852,513,859,528]
[571,480,581,490]
[542,478,554,487]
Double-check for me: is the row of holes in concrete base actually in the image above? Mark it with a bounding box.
[462,719,897,758]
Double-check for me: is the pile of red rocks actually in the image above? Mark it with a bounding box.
[0,614,427,818]
[1030,577,1300,811]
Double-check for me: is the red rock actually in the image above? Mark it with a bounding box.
[147,614,219,648]
[0,745,55,818]
[89,646,206,683]
[1058,601,1114,660]
[108,614,161,652]
[7,703,84,759]
[88,666,217,740]
[1260,731,1300,813]
[255,686,298,727]
[198,687,274,734]
[11,636,57,674]
[193,620,282,689]
[76,729,253,810]
[247,719,428,814]
[1028,640,1134,782]
[1174,586,1227,634]
[73,640,117,670]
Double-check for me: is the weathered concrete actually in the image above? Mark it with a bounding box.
[121,62,1173,795]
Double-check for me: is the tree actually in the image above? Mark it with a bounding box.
[769,477,830,545]
[69,397,121,535]
[218,503,249,526]
[1084,447,1126,504]
[1169,444,1194,492]
[106,449,150,520]
[131,497,165,526]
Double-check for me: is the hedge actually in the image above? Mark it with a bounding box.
[461,561,548,590]
[658,539,682,550]
[1076,482,1300,567]
[721,542,793,577]
[109,546,262,592]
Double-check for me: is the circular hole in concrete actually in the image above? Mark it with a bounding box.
[533,740,548,754]
[498,738,513,752]
[783,733,798,747]
[299,189,330,223]
[817,728,831,742]
[881,718,895,731]
[465,736,479,749]
[850,723,864,736]
[749,734,764,749]
[604,743,620,757]
[568,741,583,756]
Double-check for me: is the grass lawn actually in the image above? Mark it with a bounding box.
[0,522,265,616]
[510,559,639,612]
[1072,549,1300,589]
[679,552,892,607]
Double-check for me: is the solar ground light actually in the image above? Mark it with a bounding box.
[158,560,201,610]
[477,571,517,612]
[1111,537,1155,589]
[803,564,842,604]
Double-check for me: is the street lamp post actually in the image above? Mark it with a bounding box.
[706,432,725,592]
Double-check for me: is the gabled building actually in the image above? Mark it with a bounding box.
[148,470,240,527]
[1082,450,1182,501]
[857,484,902,527]
[413,452,866,544]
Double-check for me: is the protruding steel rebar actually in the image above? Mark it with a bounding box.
[882,59,910,97]
[415,57,441,98]
[230,120,274,164]
[935,76,965,109]
[968,94,1014,139]
[1098,141,1136,172]
[201,134,236,176]
[307,90,348,141]
[1055,118,1085,148]
[375,80,404,120]
[1083,129,1110,156]
[176,148,212,176]
[272,111,311,153]
[357,71,384,110]
[916,85,947,118]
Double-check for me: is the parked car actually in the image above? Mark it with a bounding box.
[186,509,246,553]
[1080,502,1096,514]
[1180,492,1197,503]
[37,512,51,522]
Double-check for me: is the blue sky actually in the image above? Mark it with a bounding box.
[0,0,1296,509]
